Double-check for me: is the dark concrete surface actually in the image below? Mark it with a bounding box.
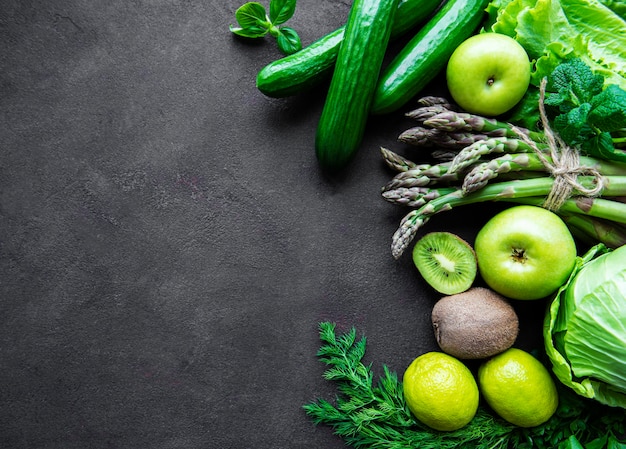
[1,1,546,448]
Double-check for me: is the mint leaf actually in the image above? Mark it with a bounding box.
[269,0,297,25]
[588,84,626,133]
[229,25,268,38]
[233,2,268,29]
[545,59,626,163]
[582,132,626,163]
[546,59,604,112]
[553,102,592,144]
[229,0,300,54]
[276,26,301,54]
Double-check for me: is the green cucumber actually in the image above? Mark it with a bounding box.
[256,0,441,98]
[371,0,489,115]
[315,0,400,170]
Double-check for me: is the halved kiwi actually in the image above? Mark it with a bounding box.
[412,232,477,295]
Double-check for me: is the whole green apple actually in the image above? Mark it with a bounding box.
[474,205,577,300]
[446,33,530,116]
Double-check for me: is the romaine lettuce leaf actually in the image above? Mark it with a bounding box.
[485,0,626,91]
[597,0,626,21]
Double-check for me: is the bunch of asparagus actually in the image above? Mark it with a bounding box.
[382,97,626,259]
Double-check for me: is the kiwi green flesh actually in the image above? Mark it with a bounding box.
[412,232,477,295]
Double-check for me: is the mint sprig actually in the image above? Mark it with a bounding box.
[229,0,301,55]
[544,58,626,162]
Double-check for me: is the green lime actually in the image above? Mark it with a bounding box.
[403,352,479,431]
[478,348,558,427]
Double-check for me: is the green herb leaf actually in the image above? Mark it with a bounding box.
[581,131,626,162]
[545,58,626,163]
[588,84,626,133]
[269,0,297,25]
[608,434,626,449]
[545,59,604,112]
[233,2,268,30]
[558,435,585,449]
[276,26,301,54]
[229,24,268,38]
[305,322,626,448]
[553,102,592,144]
[229,0,300,54]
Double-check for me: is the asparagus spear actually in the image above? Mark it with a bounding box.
[383,161,461,191]
[380,147,421,172]
[404,96,456,122]
[557,213,626,249]
[382,186,457,208]
[390,176,626,258]
[398,126,490,149]
[463,153,626,193]
[449,137,541,174]
[422,110,545,142]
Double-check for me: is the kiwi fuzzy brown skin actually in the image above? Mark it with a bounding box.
[431,287,519,360]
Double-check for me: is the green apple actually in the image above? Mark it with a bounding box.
[446,33,531,116]
[474,205,577,300]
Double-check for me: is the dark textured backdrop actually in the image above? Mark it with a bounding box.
[1,1,545,448]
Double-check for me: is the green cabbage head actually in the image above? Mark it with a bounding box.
[544,243,626,408]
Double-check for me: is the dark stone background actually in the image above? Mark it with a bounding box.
[1,1,546,448]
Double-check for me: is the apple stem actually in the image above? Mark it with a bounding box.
[511,248,527,263]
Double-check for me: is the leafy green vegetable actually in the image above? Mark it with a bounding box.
[229,0,301,54]
[501,88,541,131]
[544,58,626,162]
[305,322,626,448]
[597,0,626,20]
[544,243,626,409]
[483,0,626,91]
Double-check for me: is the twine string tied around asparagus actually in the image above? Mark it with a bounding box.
[511,77,605,211]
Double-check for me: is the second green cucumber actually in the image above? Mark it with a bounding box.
[371,0,489,115]
[256,0,441,98]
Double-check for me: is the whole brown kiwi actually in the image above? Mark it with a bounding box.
[431,287,519,359]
